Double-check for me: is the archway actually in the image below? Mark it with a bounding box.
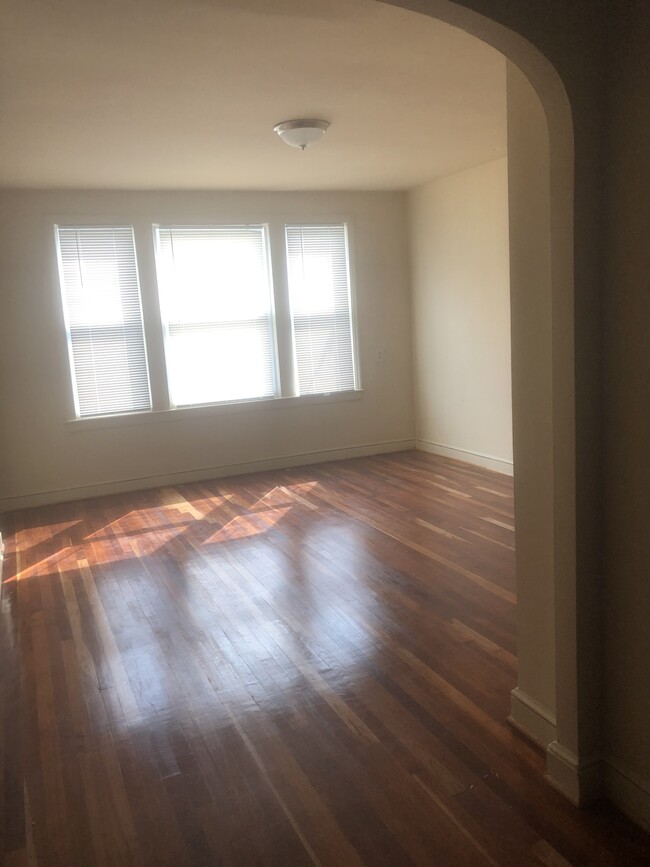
[384,0,598,805]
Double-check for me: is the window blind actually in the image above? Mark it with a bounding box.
[155,225,276,407]
[285,224,356,395]
[55,226,151,417]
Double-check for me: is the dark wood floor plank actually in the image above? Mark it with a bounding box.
[1,451,649,866]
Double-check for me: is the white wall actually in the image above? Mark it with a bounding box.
[0,189,414,508]
[409,157,512,473]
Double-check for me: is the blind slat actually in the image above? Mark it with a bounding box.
[56,226,152,417]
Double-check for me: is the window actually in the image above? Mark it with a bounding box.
[55,225,151,417]
[285,224,357,395]
[154,225,276,407]
[55,219,360,420]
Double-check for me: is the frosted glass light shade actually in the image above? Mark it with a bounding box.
[273,119,330,150]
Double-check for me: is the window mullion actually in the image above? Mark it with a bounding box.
[268,221,297,398]
[133,221,170,411]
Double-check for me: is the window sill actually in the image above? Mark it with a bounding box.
[66,389,364,431]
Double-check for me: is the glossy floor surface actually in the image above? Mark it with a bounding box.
[1,452,649,866]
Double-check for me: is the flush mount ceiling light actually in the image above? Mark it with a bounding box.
[273,119,330,150]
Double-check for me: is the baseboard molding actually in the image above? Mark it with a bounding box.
[606,759,650,832]
[545,740,604,806]
[509,688,557,748]
[0,439,416,511]
[415,439,513,476]
[544,744,650,829]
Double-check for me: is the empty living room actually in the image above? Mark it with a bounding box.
[1,0,649,865]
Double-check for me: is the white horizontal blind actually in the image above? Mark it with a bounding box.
[155,225,276,406]
[285,224,356,395]
[55,226,151,417]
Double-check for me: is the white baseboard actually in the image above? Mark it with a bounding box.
[511,702,649,830]
[545,740,604,806]
[0,439,415,511]
[606,759,650,832]
[544,742,650,829]
[415,439,513,476]
[509,687,557,747]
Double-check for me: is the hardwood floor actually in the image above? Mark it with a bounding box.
[1,451,648,866]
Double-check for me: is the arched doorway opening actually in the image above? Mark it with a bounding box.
[385,0,597,806]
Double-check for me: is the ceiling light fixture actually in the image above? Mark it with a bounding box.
[273,119,330,151]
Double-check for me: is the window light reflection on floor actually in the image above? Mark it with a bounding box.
[5,482,321,583]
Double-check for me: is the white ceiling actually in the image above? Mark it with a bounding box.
[0,0,506,191]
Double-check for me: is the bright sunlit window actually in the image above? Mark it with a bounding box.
[154,225,277,407]
[55,226,152,417]
[285,224,357,395]
[56,220,361,421]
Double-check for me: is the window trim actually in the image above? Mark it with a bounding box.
[65,388,363,429]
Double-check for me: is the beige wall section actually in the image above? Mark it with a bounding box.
[409,157,512,473]
[505,63,556,729]
[602,0,650,829]
[0,190,414,507]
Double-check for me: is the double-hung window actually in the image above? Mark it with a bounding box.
[55,225,152,418]
[154,224,277,407]
[285,224,357,395]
